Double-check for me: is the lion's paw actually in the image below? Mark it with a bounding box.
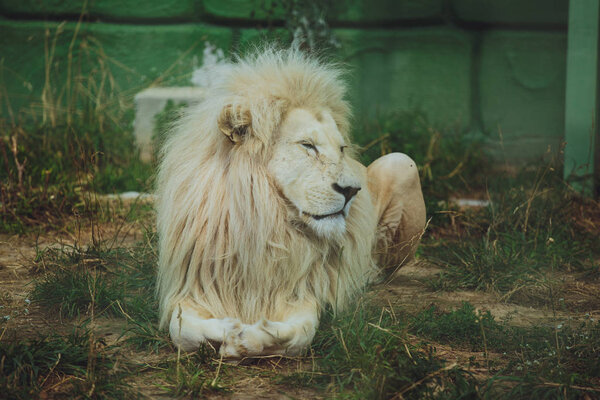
[219,321,285,358]
[221,317,243,334]
[219,330,243,358]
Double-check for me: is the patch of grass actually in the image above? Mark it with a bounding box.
[297,299,599,398]
[122,318,171,353]
[505,319,600,384]
[288,300,484,399]
[160,346,229,397]
[488,321,600,399]
[492,374,600,400]
[410,302,505,352]
[425,162,600,303]
[32,266,124,318]
[428,235,549,295]
[15,233,235,397]
[0,111,153,234]
[408,302,600,398]
[0,327,135,399]
[31,239,158,321]
[28,234,182,359]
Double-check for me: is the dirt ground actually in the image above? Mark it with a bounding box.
[1,216,599,398]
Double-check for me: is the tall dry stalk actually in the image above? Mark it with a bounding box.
[42,22,66,127]
[66,0,88,126]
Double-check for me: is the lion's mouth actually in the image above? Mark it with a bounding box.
[305,209,345,220]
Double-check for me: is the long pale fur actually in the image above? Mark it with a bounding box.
[156,48,378,329]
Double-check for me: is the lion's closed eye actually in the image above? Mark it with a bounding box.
[299,141,318,153]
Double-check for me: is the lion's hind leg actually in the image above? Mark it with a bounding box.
[219,301,319,358]
[169,299,243,352]
[367,152,426,270]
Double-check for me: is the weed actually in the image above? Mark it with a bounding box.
[408,302,600,398]
[507,319,600,380]
[122,318,171,353]
[428,235,546,295]
[32,266,123,318]
[410,302,505,352]
[0,327,135,399]
[27,236,230,396]
[424,161,600,304]
[291,300,483,399]
[161,346,229,397]
[492,374,600,400]
[31,240,158,320]
[483,320,600,399]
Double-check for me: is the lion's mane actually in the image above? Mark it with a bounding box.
[156,48,378,328]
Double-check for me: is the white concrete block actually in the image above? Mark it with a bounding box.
[134,87,205,162]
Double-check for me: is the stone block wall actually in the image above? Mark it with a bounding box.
[0,0,570,162]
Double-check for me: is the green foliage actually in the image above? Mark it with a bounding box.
[356,111,488,216]
[491,320,600,399]
[3,119,148,189]
[411,302,504,351]
[407,302,600,399]
[161,347,229,397]
[293,302,483,399]
[32,267,123,318]
[123,318,171,353]
[31,241,158,320]
[0,327,134,399]
[508,319,600,378]
[291,297,600,398]
[425,164,600,300]
[0,119,153,232]
[429,235,547,294]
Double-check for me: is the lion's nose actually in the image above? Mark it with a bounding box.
[332,183,361,203]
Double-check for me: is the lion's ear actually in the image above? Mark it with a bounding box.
[218,104,252,144]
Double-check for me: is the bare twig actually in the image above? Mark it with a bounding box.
[66,0,88,125]
[392,363,458,399]
[10,135,27,192]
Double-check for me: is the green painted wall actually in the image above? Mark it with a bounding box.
[335,28,472,128]
[479,31,567,160]
[0,0,445,23]
[0,0,574,162]
[451,0,568,26]
[563,0,599,194]
[201,0,445,23]
[0,0,205,21]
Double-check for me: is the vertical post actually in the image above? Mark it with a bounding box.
[564,0,600,195]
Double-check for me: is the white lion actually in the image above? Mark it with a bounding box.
[156,48,426,358]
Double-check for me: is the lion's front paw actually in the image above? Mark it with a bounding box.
[221,317,243,335]
[219,321,284,358]
[219,330,243,358]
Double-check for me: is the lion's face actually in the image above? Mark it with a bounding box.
[268,108,362,238]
